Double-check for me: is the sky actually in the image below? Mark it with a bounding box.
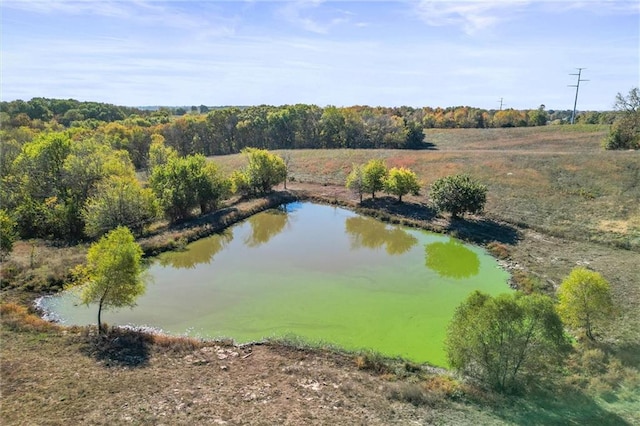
[1,0,639,110]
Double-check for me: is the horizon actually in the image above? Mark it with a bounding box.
[2,1,638,111]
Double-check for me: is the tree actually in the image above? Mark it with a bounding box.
[149,154,229,222]
[557,267,614,341]
[233,148,286,195]
[384,167,420,202]
[603,87,640,150]
[193,161,231,214]
[83,176,159,238]
[346,163,366,202]
[281,152,292,190]
[429,174,487,218]
[446,291,569,392]
[148,134,178,171]
[76,227,146,334]
[362,159,387,199]
[10,132,136,240]
[0,209,17,258]
[528,104,548,126]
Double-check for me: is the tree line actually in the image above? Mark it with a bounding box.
[2,98,627,172]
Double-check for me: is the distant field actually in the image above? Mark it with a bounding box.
[212,125,640,251]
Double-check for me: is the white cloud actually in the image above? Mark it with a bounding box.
[2,0,237,37]
[275,0,361,34]
[414,0,531,34]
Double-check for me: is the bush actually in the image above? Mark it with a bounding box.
[429,174,487,218]
[446,291,570,392]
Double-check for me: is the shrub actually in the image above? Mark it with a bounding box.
[429,174,487,218]
[446,291,570,392]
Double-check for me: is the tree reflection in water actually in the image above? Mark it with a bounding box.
[345,216,418,255]
[245,208,290,247]
[424,238,480,279]
[158,230,233,269]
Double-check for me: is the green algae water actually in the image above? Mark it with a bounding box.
[39,202,510,366]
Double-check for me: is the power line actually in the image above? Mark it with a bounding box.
[568,68,589,124]
[497,97,504,111]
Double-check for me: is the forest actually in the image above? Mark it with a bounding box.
[1,98,620,167]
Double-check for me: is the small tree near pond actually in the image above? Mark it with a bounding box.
[362,159,387,199]
[232,148,286,196]
[446,291,569,392]
[384,167,420,202]
[557,267,614,341]
[429,174,487,219]
[346,163,366,202]
[74,226,146,334]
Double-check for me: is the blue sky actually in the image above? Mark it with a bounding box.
[2,0,638,110]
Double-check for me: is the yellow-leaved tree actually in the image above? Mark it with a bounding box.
[557,267,614,341]
[75,226,146,334]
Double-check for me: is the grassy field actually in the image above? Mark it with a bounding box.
[216,125,640,250]
[2,125,639,424]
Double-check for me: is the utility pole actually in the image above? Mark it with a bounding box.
[497,97,503,111]
[569,68,588,124]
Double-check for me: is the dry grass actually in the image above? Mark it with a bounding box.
[212,126,640,251]
[0,240,87,292]
[0,302,60,333]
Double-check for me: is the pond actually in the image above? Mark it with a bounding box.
[38,202,510,367]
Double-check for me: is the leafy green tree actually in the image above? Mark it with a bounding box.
[149,154,228,222]
[384,167,420,202]
[346,163,366,202]
[557,267,614,341]
[193,161,231,214]
[0,209,17,258]
[429,174,487,218]
[147,134,178,170]
[233,148,286,195]
[362,159,387,199]
[75,226,146,334]
[83,176,159,238]
[446,291,569,392]
[9,131,137,240]
[528,104,549,126]
[603,87,640,150]
[404,121,425,149]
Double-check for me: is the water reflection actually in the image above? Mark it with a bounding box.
[245,207,290,247]
[158,230,233,269]
[424,238,480,279]
[345,216,418,255]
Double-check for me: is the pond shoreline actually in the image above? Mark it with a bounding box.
[136,183,523,292]
[139,183,520,260]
